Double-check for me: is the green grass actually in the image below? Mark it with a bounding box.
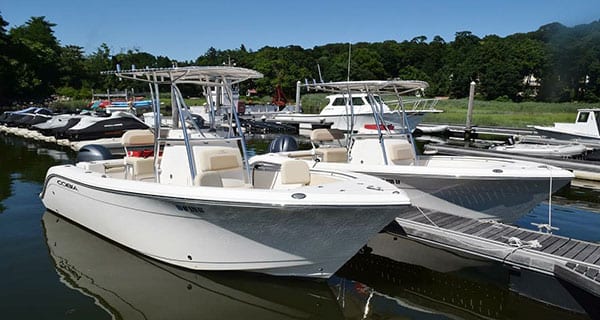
[48,95,596,129]
[422,99,595,127]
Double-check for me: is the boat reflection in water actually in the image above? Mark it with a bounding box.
[42,211,345,319]
[334,237,591,320]
[42,210,593,319]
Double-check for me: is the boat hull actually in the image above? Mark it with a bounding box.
[304,156,574,223]
[40,166,406,278]
[385,174,569,223]
[491,143,586,158]
[534,127,600,142]
[42,211,345,319]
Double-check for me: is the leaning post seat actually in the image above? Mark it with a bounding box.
[121,129,156,180]
[193,146,246,187]
[385,140,415,164]
[310,128,348,162]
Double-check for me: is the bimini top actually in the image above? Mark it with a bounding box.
[102,66,263,85]
[304,80,429,94]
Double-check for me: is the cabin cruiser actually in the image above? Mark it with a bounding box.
[534,108,600,142]
[272,80,441,132]
[252,80,575,223]
[40,66,411,278]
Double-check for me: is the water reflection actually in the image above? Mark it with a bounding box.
[0,134,72,213]
[43,208,593,320]
[336,246,590,320]
[42,211,345,320]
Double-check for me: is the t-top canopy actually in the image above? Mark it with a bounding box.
[304,80,429,94]
[102,66,263,85]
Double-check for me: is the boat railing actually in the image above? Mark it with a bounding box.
[386,97,441,111]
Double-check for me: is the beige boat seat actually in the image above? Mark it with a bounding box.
[194,147,245,187]
[310,128,348,163]
[272,160,311,189]
[122,129,157,180]
[386,141,415,164]
[280,160,310,185]
[310,128,342,141]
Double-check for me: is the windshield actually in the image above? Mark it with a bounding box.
[331,96,366,106]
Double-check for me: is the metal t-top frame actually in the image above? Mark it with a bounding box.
[297,80,429,165]
[102,66,264,183]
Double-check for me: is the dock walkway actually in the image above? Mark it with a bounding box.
[392,209,600,277]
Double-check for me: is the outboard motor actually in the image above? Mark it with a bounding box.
[268,135,299,153]
[77,144,113,162]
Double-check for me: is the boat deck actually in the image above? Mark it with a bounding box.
[391,208,600,291]
[426,144,600,183]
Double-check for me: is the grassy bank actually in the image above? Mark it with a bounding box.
[423,99,595,127]
[44,96,596,129]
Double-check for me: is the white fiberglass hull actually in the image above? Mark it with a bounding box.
[490,143,586,158]
[42,211,344,319]
[331,157,572,222]
[533,126,600,142]
[254,154,573,223]
[40,164,408,278]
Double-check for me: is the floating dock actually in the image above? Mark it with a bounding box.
[382,208,600,317]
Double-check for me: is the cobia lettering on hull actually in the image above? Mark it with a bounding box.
[56,179,78,191]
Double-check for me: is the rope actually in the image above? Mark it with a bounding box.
[411,206,544,257]
[501,237,542,263]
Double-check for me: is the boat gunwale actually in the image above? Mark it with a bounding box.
[40,170,411,209]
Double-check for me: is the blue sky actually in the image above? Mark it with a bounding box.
[2,0,599,61]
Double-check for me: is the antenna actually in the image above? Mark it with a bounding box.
[347,43,352,81]
[317,63,324,83]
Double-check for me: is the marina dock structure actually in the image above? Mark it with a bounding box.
[378,208,600,317]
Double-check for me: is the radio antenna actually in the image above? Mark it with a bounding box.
[347,43,352,81]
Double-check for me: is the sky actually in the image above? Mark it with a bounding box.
[2,0,599,62]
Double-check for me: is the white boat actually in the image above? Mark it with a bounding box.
[272,80,441,132]
[534,108,600,142]
[490,140,587,158]
[40,66,411,279]
[42,211,344,319]
[252,80,575,223]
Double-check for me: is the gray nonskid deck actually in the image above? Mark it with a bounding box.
[394,209,600,280]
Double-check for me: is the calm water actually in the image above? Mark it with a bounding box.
[0,134,598,319]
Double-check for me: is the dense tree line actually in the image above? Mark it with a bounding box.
[1,14,599,108]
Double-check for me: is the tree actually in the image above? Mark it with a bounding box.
[8,16,61,100]
[83,43,113,91]
[446,31,481,98]
[0,14,14,105]
[57,45,86,89]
